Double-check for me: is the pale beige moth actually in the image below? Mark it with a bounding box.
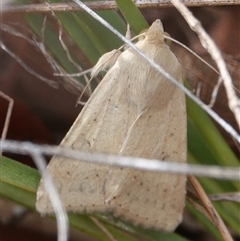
[36,19,187,231]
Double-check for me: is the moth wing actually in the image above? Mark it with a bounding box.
[104,57,187,231]
[36,62,138,214]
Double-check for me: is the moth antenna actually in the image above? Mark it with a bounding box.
[164,34,220,75]
[163,34,229,108]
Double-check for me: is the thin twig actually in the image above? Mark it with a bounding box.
[187,196,212,220]
[208,76,223,108]
[0,40,58,88]
[54,68,92,77]
[1,22,87,97]
[210,192,240,203]
[1,140,239,180]
[3,0,240,13]
[0,92,14,156]
[1,23,37,45]
[48,5,92,95]
[189,176,234,241]
[40,13,90,96]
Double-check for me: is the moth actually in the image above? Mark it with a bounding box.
[36,19,187,231]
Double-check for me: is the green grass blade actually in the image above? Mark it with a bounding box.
[115,0,149,33]
[187,95,239,167]
[0,156,38,209]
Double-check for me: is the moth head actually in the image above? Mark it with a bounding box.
[145,19,164,43]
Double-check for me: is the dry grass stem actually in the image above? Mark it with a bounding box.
[3,0,240,13]
[188,176,234,241]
